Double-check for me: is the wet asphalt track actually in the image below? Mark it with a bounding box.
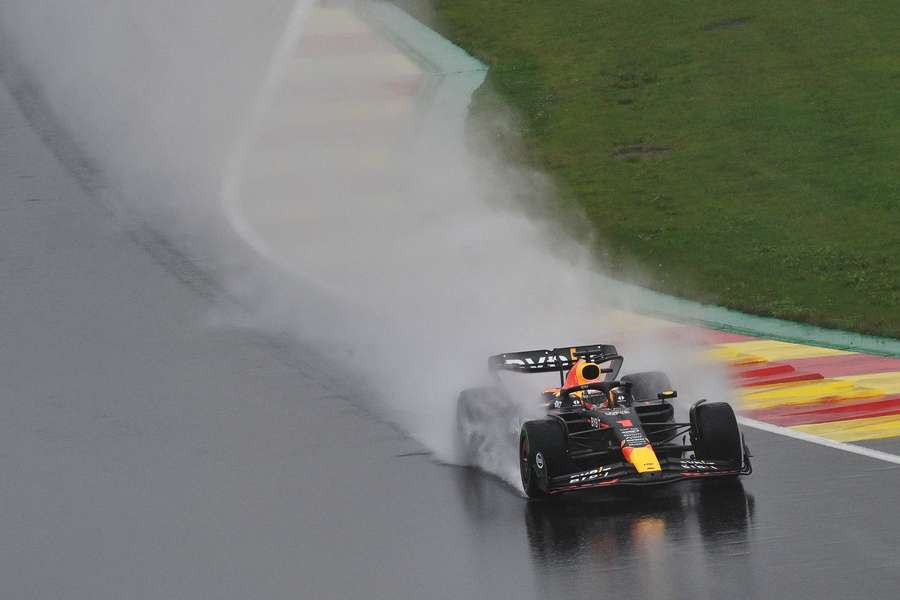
[2,77,900,600]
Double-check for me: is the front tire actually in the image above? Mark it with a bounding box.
[519,420,568,499]
[690,402,742,463]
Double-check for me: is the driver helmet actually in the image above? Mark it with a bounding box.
[564,360,608,407]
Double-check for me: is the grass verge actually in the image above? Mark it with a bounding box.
[410,0,900,337]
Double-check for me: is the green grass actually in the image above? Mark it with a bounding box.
[422,0,900,337]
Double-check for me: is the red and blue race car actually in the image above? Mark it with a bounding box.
[457,344,752,498]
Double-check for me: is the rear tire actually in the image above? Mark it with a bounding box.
[621,371,673,402]
[623,371,675,424]
[690,402,742,463]
[519,420,568,499]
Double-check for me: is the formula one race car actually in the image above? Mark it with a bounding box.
[457,344,751,498]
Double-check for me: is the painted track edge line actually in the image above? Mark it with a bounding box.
[737,416,900,466]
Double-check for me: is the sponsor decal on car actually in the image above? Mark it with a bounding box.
[568,466,610,484]
[681,459,719,471]
[620,426,650,447]
[601,408,630,416]
[504,354,571,367]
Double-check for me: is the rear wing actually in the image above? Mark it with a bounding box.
[488,344,621,374]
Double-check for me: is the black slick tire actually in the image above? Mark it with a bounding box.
[621,371,673,402]
[690,402,742,463]
[519,419,567,499]
[622,371,675,424]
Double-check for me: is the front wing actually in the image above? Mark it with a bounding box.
[548,455,752,494]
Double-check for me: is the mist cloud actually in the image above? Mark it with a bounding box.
[0,0,733,490]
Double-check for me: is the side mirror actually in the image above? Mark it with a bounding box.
[658,390,677,400]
